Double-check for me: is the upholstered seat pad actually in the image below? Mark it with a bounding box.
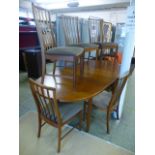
[69,43,99,49]
[47,47,84,56]
[94,42,118,49]
[59,101,83,122]
[92,91,112,109]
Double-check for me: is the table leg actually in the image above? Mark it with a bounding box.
[86,98,92,132]
[80,53,84,76]
[96,48,99,60]
[73,58,77,89]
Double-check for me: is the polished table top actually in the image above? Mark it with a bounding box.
[37,60,120,102]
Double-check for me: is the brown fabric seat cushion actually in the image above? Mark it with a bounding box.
[92,91,112,109]
[69,43,99,49]
[43,101,83,123]
[47,47,84,56]
[59,101,83,122]
[94,42,118,49]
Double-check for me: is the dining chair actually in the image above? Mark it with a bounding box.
[32,3,84,88]
[101,21,118,62]
[84,72,129,134]
[103,21,112,42]
[29,78,83,153]
[61,15,99,60]
[88,18,118,62]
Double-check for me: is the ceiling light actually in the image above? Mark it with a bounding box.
[67,0,79,7]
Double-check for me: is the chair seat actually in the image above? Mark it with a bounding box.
[43,102,83,123]
[101,42,118,47]
[92,91,112,109]
[47,47,84,56]
[94,42,118,49]
[69,43,99,49]
[59,102,83,122]
[103,53,116,57]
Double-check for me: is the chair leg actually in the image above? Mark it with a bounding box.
[53,61,56,75]
[96,48,99,60]
[73,58,77,89]
[99,49,103,60]
[116,111,119,120]
[88,52,91,61]
[116,105,119,120]
[57,126,61,153]
[100,49,105,60]
[37,115,42,138]
[106,110,110,134]
[41,59,46,84]
[64,61,67,67]
[22,52,28,71]
[80,54,84,76]
[78,111,83,130]
[83,101,87,121]
[86,99,92,132]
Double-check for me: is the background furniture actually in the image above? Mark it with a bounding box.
[103,21,112,42]
[88,18,118,61]
[100,42,118,62]
[19,23,40,71]
[32,3,84,88]
[23,47,42,78]
[61,15,99,60]
[29,78,83,153]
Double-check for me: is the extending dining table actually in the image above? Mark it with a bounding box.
[37,60,120,131]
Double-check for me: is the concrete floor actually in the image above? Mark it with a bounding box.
[19,65,135,152]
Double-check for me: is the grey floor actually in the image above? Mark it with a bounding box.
[19,64,135,153]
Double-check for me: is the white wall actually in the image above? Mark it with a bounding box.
[62,8,127,25]
[19,0,128,24]
[19,7,127,25]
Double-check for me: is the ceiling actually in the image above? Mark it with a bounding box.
[19,0,131,12]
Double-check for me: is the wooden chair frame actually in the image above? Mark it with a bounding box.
[32,3,84,88]
[88,17,103,43]
[103,21,112,42]
[84,72,129,134]
[61,15,99,60]
[29,78,83,153]
[88,17,118,61]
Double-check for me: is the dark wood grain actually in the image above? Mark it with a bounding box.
[37,60,119,102]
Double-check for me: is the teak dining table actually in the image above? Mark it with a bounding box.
[37,60,120,131]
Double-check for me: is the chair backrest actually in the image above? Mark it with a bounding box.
[32,3,56,53]
[61,15,81,45]
[29,78,62,124]
[103,22,112,43]
[88,18,112,43]
[88,17,103,43]
[108,72,129,110]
